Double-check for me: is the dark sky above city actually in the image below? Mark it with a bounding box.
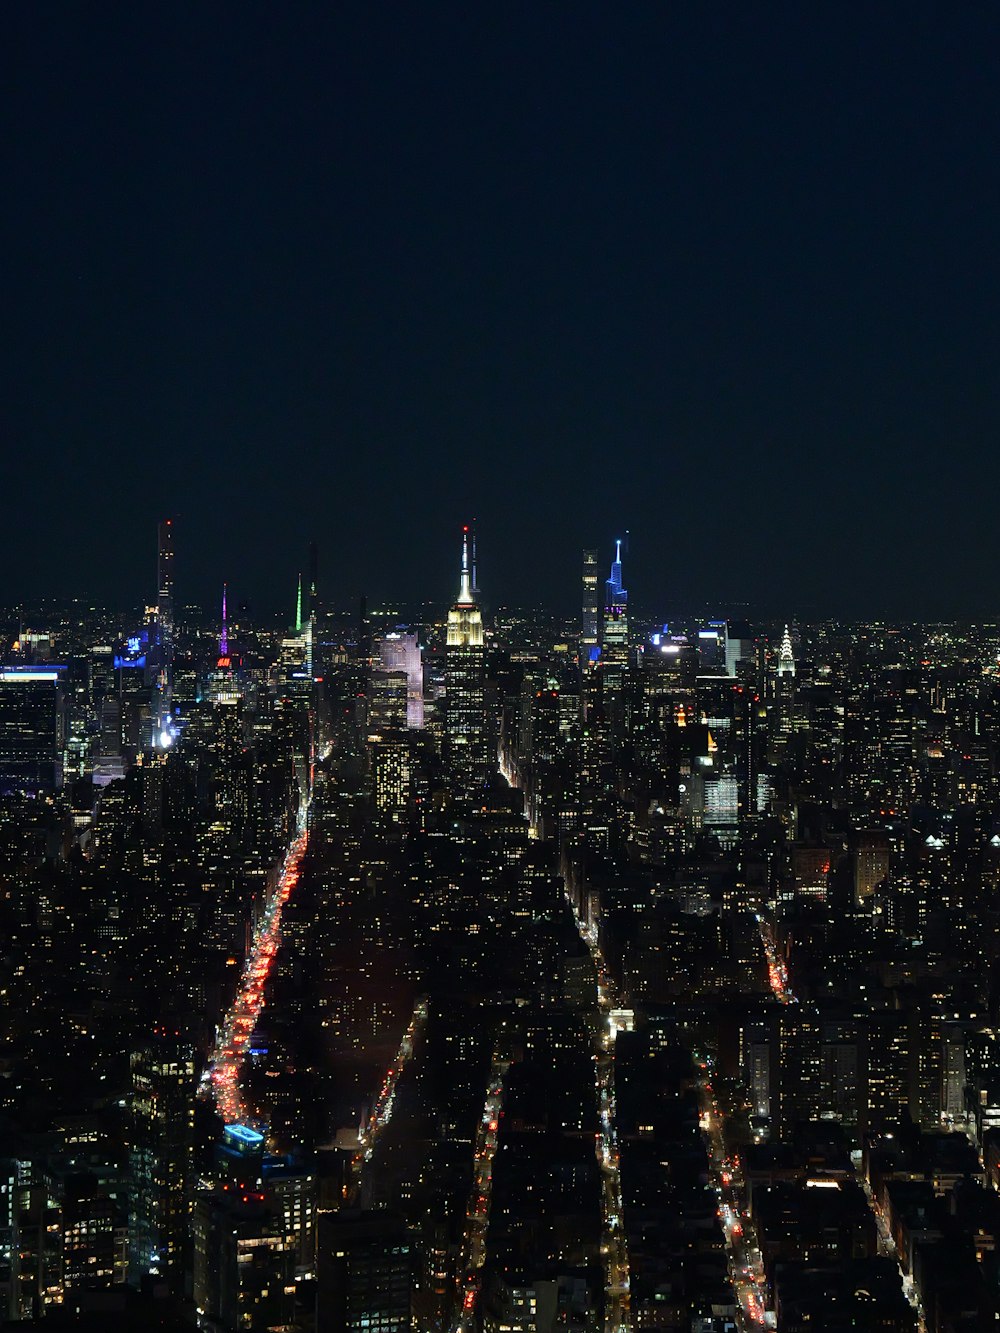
[4,4,1000,618]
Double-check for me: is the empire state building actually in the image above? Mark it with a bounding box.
[445,526,488,790]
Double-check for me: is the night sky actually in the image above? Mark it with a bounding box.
[4,4,1000,618]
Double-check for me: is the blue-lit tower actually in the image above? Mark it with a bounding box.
[600,537,630,742]
[602,538,629,655]
[605,538,627,613]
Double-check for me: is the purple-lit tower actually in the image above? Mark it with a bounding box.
[209,582,241,703]
[153,518,175,748]
[219,583,229,659]
[379,632,424,728]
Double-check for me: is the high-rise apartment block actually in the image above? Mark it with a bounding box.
[315,1210,412,1333]
[0,664,66,792]
[127,1034,195,1290]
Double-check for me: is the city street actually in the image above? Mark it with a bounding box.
[565,889,631,1333]
[695,1059,770,1331]
[453,1044,510,1333]
[202,798,311,1126]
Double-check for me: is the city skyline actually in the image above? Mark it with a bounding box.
[7,10,1000,1333]
[4,517,1000,625]
[4,516,1000,1331]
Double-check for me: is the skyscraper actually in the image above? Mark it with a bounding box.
[0,664,66,792]
[604,537,627,616]
[777,624,796,677]
[368,668,409,732]
[280,573,312,683]
[600,539,630,739]
[771,624,797,760]
[219,582,229,659]
[208,584,242,705]
[193,1126,300,1333]
[315,1210,412,1333]
[156,519,174,637]
[369,733,413,828]
[299,572,315,677]
[153,518,176,747]
[725,620,753,678]
[581,548,599,663]
[378,632,424,729]
[445,526,488,791]
[127,1033,195,1291]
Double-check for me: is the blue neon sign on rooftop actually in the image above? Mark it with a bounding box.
[224,1123,264,1148]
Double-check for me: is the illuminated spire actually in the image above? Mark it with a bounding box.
[220,583,229,657]
[447,525,484,649]
[457,526,475,606]
[606,538,627,609]
[778,624,796,677]
[295,574,303,633]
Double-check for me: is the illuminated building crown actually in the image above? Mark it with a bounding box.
[447,525,483,647]
[606,539,627,610]
[778,624,796,677]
